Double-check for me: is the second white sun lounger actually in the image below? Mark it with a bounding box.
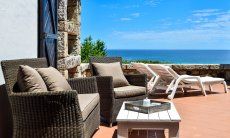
[148,64,228,100]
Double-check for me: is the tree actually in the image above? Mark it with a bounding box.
[81,36,107,62]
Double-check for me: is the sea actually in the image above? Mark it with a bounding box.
[107,50,230,64]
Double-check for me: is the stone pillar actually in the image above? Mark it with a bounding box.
[57,0,69,78]
[67,0,81,77]
[57,0,81,78]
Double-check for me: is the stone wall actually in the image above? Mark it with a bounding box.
[81,63,230,83]
[57,0,81,78]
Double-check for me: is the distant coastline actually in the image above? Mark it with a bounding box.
[107,50,230,64]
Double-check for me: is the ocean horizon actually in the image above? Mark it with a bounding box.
[107,50,230,64]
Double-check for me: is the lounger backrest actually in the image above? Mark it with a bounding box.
[131,63,156,80]
[148,64,175,82]
[166,66,180,79]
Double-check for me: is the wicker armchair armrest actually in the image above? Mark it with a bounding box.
[68,77,98,94]
[95,76,114,97]
[125,74,147,87]
[95,76,114,120]
[10,90,79,102]
[9,90,83,137]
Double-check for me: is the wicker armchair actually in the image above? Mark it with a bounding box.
[90,57,147,127]
[1,58,100,138]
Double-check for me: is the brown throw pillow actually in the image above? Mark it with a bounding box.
[37,67,72,91]
[17,65,48,92]
[92,62,129,87]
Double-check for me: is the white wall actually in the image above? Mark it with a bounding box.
[0,0,38,84]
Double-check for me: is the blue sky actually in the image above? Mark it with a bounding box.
[81,0,230,50]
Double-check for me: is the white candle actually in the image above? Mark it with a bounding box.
[143,98,151,106]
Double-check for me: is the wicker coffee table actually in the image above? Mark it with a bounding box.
[116,101,181,138]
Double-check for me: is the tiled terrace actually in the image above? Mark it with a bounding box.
[93,84,230,138]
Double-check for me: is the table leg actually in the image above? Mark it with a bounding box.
[223,81,228,93]
[168,122,179,138]
[117,123,129,138]
[209,84,213,92]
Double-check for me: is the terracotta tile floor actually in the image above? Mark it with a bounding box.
[93,84,230,138]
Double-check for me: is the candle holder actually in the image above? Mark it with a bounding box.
[125,100,171,114]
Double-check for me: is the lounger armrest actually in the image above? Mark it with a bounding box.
[179,75,200,80]
[68,77,98,94]
[125,74,147,87]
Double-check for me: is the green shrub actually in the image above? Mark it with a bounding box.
[81,36,107,63]
[81,36,170,64]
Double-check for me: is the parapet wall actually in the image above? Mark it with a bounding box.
[80,63,230,83]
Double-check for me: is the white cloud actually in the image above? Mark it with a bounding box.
[193,9,219,13]
[113,29,230,42]
[120,17,132,21]
[131,13,140,18]
[113,8,230,49]
[192,9,220,17]
[120,13,140,21]
[114,9,230,43]
[144,0,161,7]
[190,9,230,29]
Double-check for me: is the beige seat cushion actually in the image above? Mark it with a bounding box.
[17,65,48,92]
[114,85,146,98]
[92,62,129,87]
[78,93,100,121]
[36,67,72,91]
[184,76,225,83]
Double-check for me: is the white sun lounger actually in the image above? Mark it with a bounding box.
[132,63,202,95]
[131,63,159,92]
[147,64,228,100]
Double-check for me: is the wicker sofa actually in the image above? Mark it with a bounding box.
[90,57,147,127]
[1,58,100,138]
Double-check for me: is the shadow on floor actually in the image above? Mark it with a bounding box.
[149,88,222,99]
[112,129,117,138]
